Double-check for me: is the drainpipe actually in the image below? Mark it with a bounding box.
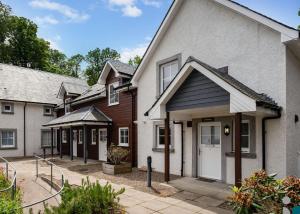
[24,102,27,157]
[173,121,184,177]
[129,87,137,167]
[262,108,282,170]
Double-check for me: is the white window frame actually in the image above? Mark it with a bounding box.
[91,129,97,145]
[44,106,53,116]
[99,129,107,143]
[62,130,67,144]
[0,130,16,149]
[159,60,179,94]
[118,127,129,147]
[78,130,83,144]
[156,125,165,148]
[108,82,119,106]
[241,120,250,153]
[2,103,14,114]
[65,98,72,114]
[41,130,56,148]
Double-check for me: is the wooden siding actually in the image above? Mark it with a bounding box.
[166,69,229,111]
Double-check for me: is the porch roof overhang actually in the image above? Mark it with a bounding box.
[43,105,112,128]
[145,56,280,120]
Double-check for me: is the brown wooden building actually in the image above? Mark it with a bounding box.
[44,60,137,166]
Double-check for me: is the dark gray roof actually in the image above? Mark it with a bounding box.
[60,82,89,96]
[108,60,135,76]
[186,57,279,109]
[145,56,280,116]
[44,106,111,127]
[72,84,106,103]
[0,64,87,104]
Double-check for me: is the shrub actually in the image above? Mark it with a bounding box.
[230,170,300,214]
[107,145,129,165]
[0,167,23,214]
[44,178,125,214]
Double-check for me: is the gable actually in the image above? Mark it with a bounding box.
[166,70,229,111]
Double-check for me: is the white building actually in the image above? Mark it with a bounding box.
[131,0,300,185]
[0,64,88,157]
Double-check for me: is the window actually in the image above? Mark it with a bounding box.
[62,130,67,143]
[73,130,78,143]
[65,98,71,114]
[119,128,129,147]
[99,129,107,142]
[91,129,97,145]
[200,125,221,145]
[108,82,119,106]
[0,130,16,149]
[79,130,83,144]
[1,103,14,114]
[241,120,250,153]
[44,106,53,116]
[159,60,179,94]
[156,126,165,148]
[41,130,56,148]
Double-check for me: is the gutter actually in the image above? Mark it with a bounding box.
[262,108,282,170]
[24,102,27,156]
[173,121,184,177]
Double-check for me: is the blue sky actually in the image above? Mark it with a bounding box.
[2,0,299,62]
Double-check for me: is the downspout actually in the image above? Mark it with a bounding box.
[173,121,184,177]
[262,108,282,170]
[129,86,137,167]
[23,102,27,157]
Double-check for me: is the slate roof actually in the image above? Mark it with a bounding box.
[60,82,89,96]
[0,64,87,105]
[44,106,111,127]
[108,60,135,76]
[145,56,280,116]
[72,84,106,103]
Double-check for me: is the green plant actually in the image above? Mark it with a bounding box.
[44,178,125,214]
[0,167,22,214]
[230,170,300,214]
[107,145,129,165]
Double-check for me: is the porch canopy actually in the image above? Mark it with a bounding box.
[44,105,112,128]
[44,105,112,163]
[145,56,280,185]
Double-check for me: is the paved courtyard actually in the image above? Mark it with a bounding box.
[10,157,233,214]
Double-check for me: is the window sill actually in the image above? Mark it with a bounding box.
[152,148,175,153]
[0,147,17,150]
[108,103,119,107]
[225,152,257,159]
[43,114,54,117]
[118,144,129,148]
[41,146,57,148]
[1,112,14,115]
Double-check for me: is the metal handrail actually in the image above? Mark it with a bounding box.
[0,156,17,199]
[21,155,65,209]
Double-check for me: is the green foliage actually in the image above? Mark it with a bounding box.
[298,9,300,29]
[128,55,142,67]
[84,48,120,85]
[44,178,125,214]
[230,170,300,214]
[0,167,22,214]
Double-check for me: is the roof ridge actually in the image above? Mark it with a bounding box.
[0,63,85,82]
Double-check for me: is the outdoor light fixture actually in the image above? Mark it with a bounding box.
[224,125,230,136]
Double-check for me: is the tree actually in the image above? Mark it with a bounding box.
[46,49,69,75]
[298,9,300,29]
[67,54,84,77]
[84,48,120,85]
[0,2,12,63]
[128,55,142,67]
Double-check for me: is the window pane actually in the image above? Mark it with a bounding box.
[1,131,14,147]
[42,131,51,147]
[171,62,178,77]
[211,126,220,145]
[242,122,249,135]
[241,136,249,149]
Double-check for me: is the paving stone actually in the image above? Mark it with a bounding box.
[175,200,209,213]
[204,206,234,214]
[140,199,171,211]
[157,196,183,205]
[120,196,143,207]
[173,191,202,201]
[159,205,197,214]
[194,196,224,207]
[126,205,156,214]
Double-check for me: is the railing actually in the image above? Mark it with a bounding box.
[21,155,64,209]
[0,156,17,199]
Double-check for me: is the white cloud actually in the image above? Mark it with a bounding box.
[122,5,142,17]
[34,16,59,25]
[29,0,89,22]
[142,0,161,8]
[120,42,149,63]
[109,0,135,6]
[45,35,62,51]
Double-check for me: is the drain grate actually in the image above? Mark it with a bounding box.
[196,177,216,183]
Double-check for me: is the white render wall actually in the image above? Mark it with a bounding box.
[137,0,288,179]
[286,48,300,177]
[0,102,56,157]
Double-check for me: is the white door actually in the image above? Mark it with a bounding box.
[99,129,107,161]
[73,130,77,157]
[198,122,222,180]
